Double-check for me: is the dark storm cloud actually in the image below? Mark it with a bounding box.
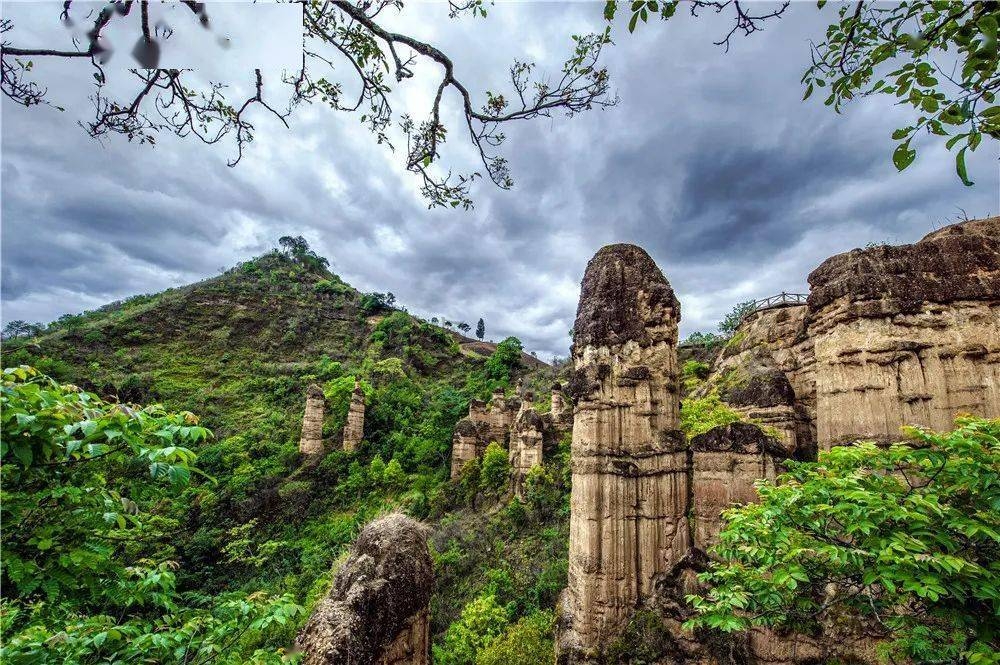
[3,2,998,358]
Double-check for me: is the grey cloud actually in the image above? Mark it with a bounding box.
[3,2,998,359]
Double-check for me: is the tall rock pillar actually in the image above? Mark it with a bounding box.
[510,392,544,497]
[559,244,689,661]
[343,379,366,452]
[299,384,326,456]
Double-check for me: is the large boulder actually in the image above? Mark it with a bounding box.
[296,514,433,665]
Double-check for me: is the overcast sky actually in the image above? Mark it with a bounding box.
[3,1,998,359]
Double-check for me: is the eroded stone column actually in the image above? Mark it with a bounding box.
[559,244,689,661]
[486,388,517,446]
[299,383,326,456]
[510,392,544,497]
[451,400,487,479]
[343,379,366,452]
[550,382,573,428]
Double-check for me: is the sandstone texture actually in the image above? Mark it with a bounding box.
[559,244,689,662]
[689,423,789,551]
[549,382,574,430]
[342,380,366,452]
[449,400,487,479]
[807,217,1000,449]
[510,392,545,497]
[299,383,326,456]
[296,513,433,665]
[703,304,815,458]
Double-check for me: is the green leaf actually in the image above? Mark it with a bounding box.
[892,142,916,171]
[803,84,814,100]
[955,147,974,186]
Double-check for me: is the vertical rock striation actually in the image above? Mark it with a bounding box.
[342,379,366,452]
[296,513,433,665]
[450,401,488,479]
[559,244,689,661]
[549,382,574,430]
[299,383,326,456]
[689,423,789,551]
[510,392,544,497]
[807,217,1000,449]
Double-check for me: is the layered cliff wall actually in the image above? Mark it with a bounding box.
[558,244,689,661]
[296,513,433,665]
[807,217,1000,449]
[689,423,789,552]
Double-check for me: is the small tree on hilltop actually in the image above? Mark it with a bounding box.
[278,235,330,271]
[457,322,471,334]
[486,336,524,383]
[476,318,486,341]
[717,300,755,337]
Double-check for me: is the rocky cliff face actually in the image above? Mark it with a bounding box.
[296,513,433,665]
[689,423,789,551]
[703,304,815,458]
[299,384,326,456]
[558,244,689,662]
[807,217,1000,449]
[706,218,999,454]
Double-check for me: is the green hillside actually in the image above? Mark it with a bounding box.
[2,244,570,662]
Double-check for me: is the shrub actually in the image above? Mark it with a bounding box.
[434,594,509,665]
[476,611,554,665]
[480,442,510,493]
[384,458,406,490]
[682,359,711,381]
[485,337,523,383]
[686,417,1000,664]
[717,300,755,336]
[680,391,745,437]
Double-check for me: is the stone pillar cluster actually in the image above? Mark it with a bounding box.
[342,379,366,452]
[299,383,326,456]
[558,244,689,661]
[449,381,575,482]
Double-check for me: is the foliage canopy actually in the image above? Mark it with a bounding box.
[686,417,1000,664]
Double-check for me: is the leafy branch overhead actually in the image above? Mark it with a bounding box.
[608,0,1000,184]
[0,0,616,209]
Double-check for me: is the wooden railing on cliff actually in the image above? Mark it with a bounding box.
[738,291,808,326]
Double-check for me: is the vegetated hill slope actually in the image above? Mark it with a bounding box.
[4,247,569,659]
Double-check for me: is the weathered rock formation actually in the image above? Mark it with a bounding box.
[450,400,488,479]
[510,392,545,497]
[807,217,1000,449]
[449,389,529,477]
[299,383,326,456]
[486,388,519,446]
[342,379,366,452]
[296,513,433,665]
[702,305,815,458]
[704,217,1000,455]
[549,382,574,430]
[559,244,689,662]
[689,423,790,551]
